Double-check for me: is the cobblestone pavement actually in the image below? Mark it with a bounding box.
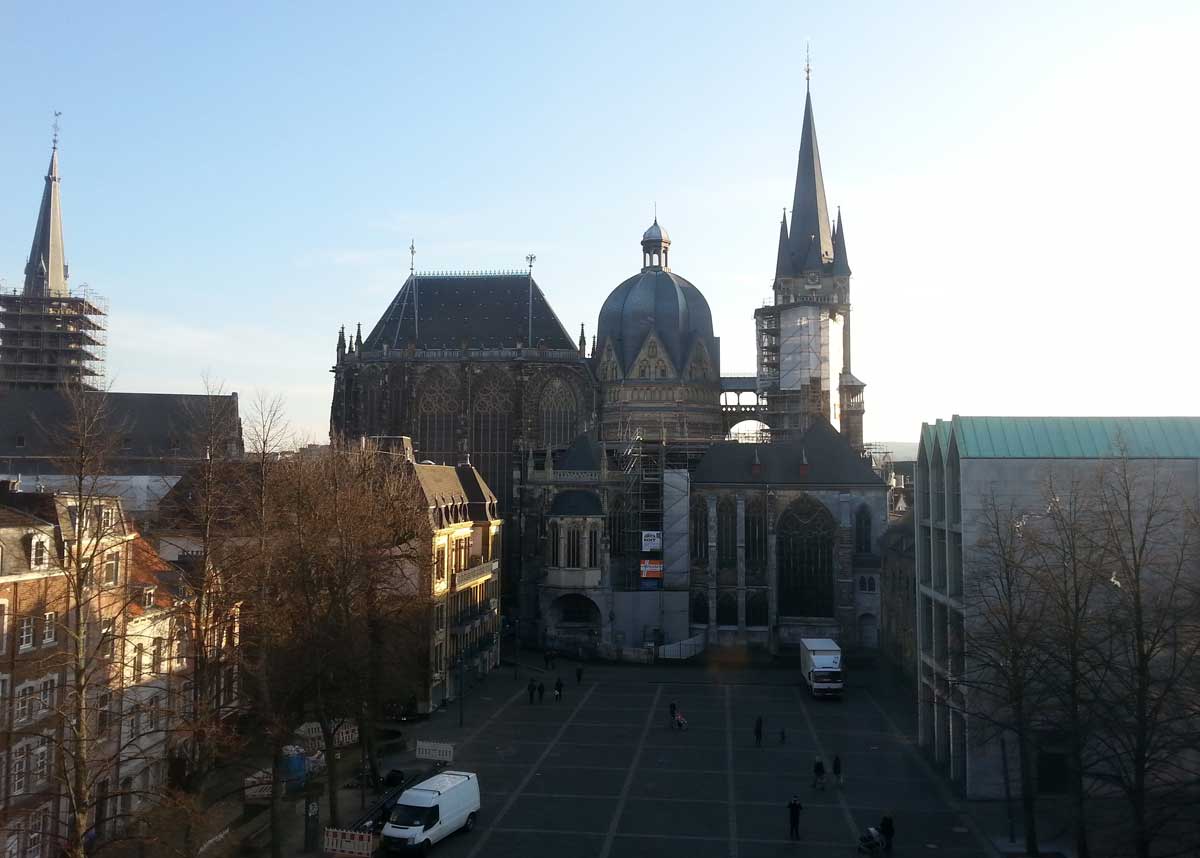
[379,655,995,858]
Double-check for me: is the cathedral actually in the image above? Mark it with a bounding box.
[330,83,887,655]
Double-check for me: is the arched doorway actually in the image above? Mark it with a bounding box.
[777,496,837,617]
[548,594,602,654]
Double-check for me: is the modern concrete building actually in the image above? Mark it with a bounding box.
[914,416,1200,798]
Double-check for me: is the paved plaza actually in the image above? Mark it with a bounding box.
[408,659,991,858]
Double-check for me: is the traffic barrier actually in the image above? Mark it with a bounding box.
[296,720,360,753]
[323,827,378,856]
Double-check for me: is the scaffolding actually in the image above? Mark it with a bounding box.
[0,282,107,391]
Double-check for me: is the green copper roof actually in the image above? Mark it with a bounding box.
[925,417,1200,459]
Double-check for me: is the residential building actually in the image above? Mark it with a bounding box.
[914,416,1200,798]
[879,510,915,682]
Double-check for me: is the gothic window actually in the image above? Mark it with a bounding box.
[745,496,767,576]
[777,496,836,617]
[868,576,876,592]
[638,362,649,378]
[540,378,578,449]
[859,576,868,592]
[716,592,737,626]
[587,526,599,568]
[648,342,657,357]
[855,505,873,553]
[656,361,667,378]
[470,372,514,518]
[609,495,631,562]
[690,591,709,625]
[746,591,768,626]
[416,370,460,467]
[689,497,709,567]
[566,527,581,568]
[548,521,560,567]
[717,497,737,569]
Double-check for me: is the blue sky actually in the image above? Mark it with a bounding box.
[2,2,1197,445]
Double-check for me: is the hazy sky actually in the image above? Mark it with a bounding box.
[2,2,1196,446]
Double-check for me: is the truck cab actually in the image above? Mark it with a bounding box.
[800,638,844,698]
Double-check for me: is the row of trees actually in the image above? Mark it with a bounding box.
[966,459,1200,858]
[38,385,433,858]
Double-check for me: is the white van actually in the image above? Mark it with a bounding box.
[381,771,481,853]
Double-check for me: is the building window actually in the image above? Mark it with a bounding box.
[689,498,709,566]
[18,618,33,650]
[548,521,560,567]
[777,496,836,617]
[142,588,155,609]
[32,539,47,569]
[130,705,141,738]
[134,644,144,680]
[855,505,873,553]
[146,695,159,732]
[100,619,115,658]
[587,528,599,568]
[98,691,111,733]
[119,776,134,817]
[717,498,737,569]
[38,679,55,714]
[11,749,25,795]
[0,602,7,654]
[104,553,120,585]
[868,576,876,593]
[16,687,33,723]
[152,638,164,674]
[566,528,581,568]
[32,737,48,784]
[42,613,56,645]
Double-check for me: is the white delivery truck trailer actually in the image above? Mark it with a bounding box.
[380,771,480,854]
[800,638,843,698]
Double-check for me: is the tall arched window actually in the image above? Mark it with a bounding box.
[587,527,599,568]
[470,371,513,517]
[548,521,560,567]
[690,497,709,567]
[745,496,767,576]
[540,378,578,449]
[855,504,873,553]
[566,527,581,568]
[416,369,460,466]
[777,496,836,617]
[717,498,737,569]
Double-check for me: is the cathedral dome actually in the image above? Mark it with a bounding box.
[595,221,719,377]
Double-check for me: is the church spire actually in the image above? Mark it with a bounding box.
[774,209,791,278]
[578,324,587,356]
[354,323,363,352]
[788,88,832,274]
[832,207,851,277]
[24,133,68,298]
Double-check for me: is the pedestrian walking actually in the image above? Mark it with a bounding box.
[779,728,787,745]
[554,677,564,702]
[879,814,894,852]
[668,701,678,728]
[576,665,583,685]
[527,678,536,704]
[812,755,825,790]
[787,795,803,840]
[754,715,763,747]
[832,754,843,787]
[537,681,545,703]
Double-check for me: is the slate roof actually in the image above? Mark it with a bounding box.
[363,274,577,351]
[693,419,881,487]
[549,489,603,516]
[24,146,68,298]
[0,390,243,473]
[922,417,1200,460]
[558,434,601,471]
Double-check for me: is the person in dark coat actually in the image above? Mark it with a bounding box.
[576,665,583,684]
[787,795,803,840]
[554,677,564,701]
[668,701,678,728]
[879,814,894,852]
[812,756,825,789]
[537,681,545,703]
[833,754,843,787]
[527,678,536,704]
[754,715,763,747]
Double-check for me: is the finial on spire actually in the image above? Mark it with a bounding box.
[653,200,657,222]
[409,239,415,276]
[51,111,62,150]
[805,42,812,91]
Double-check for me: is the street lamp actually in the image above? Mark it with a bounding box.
[513,617,521,679]
[457,655,465,728]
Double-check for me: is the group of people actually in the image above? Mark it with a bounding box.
[526,661,585,705]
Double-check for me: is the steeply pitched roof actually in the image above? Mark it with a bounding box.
[930,416,1200,459]
[787,91,832,274]
[24,146,68,298]
[693,419,880,486]
[832,209,851,277]
[558,434,601,471]
[363,274,577,351]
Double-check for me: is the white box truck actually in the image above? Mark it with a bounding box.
[380,771,481,854]
[800,638,843,697]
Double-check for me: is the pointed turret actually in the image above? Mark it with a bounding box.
[336,326,346,360]
[354,323,363,352]
[24,144,68,297]
[774,210,791,278]
[787,90,832,273]
[832,208,851,277]
[578,324,587,356]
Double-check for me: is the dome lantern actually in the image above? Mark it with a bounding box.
[641,219,670,271]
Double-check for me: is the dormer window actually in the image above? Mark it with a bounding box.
[142,588,156,609]
[31,539,47,569]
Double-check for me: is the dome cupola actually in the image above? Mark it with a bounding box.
[640,218,670,271]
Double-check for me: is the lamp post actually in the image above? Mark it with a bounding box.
[457,655,465,728]
[513,617,521,679]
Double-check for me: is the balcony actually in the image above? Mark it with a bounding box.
[543,568,602,589]
[451,559,497,591]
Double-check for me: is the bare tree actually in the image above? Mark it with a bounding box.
[1091,459,1200,858]
[962,491,1050,858]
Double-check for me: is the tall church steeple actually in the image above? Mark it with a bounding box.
[787,90,832,274]
[774,210,791,278]
[24,138,68,298]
